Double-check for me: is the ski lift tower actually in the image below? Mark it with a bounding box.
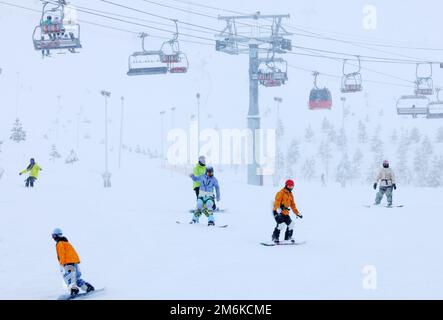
[216,12,292,186]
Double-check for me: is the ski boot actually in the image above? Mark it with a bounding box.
[272,228,280,244]
[285,229,295,243]
[82,283,95,293]
[70,287,79,297]
[191,209,201,224]
[208,213,215,226]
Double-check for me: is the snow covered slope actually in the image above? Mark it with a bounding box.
[1,151,443,300]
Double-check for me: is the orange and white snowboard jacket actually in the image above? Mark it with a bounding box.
[273,188,301,217]
[55,237,81,266]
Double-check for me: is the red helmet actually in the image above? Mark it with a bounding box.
[285,179,295,189]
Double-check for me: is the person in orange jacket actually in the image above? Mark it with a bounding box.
[271,179,303,243]
[52,228,94,297]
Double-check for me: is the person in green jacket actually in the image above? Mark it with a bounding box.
[19,158,42,188]
[192,156,206,198]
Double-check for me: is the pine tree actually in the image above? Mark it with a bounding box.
[65,150,79,164]
[10,118,26,143]
[49,145,61,163]
[285,138,300,178]
[410,127,421,144]
[274,118,286,186]
[336,127,347,151]
[436,127,443,143]
[396,130,411,185]
[413,135,433,186]
[317,140,333,180]
[304,125,315,143]
[427,155,443,187]
[321,117,333,136]
[351,148,364,181]
[300,157,316,181]
[336,153,352,188]
[357,120,368,144]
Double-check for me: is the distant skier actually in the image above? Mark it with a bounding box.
[271,179,303,243]
[373,160,397,207]
[19,158,42,188]
[192,155,207,198]
[52,228,94,297]
[189,166,220,226]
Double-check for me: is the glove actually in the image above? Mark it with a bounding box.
[19,172,22,176]
[273,210,278,218]
[373,183,377,190]
[392,184,397,190]
[297,214,303,219]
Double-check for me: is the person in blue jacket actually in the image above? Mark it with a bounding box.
[189,166,220,226]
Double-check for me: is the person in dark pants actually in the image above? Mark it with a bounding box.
[19,158,42,188]
[271,179,303,243]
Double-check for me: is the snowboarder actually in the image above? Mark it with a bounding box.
[271,179,303,243]
[189,166,220,226]
[52,228,94,297]
[19,158,42,188]
[373,160,397,207]
[192,155,207,198]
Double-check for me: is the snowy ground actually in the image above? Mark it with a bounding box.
[1,154,442,300]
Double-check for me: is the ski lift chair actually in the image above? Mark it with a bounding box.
[396,95,429,118]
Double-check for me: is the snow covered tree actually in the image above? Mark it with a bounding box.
[351,148,364,181]
[410,127,421,144]
[10,118,26,143]
[336,153,352,188]
[321,117,333,135]
[49,145,61,163]
[65,150,79,164]
[390,130,398,144]
[135,145,141,154]
[273,117,286,186]
[413,135,433,187]
[336,127,347,151]
[304,125,315,143]
[396,131,412,185]
[273,149,285,187]
[300,157,317,181]
[427,155,443,187]
[317,140,333,180]
[0,140,3,153]
[436,127,443,143]
[285,138,300,178]
[357,120,368,144]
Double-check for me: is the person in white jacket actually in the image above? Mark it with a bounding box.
[373,160,397,207]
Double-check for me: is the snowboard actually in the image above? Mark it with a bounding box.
[57,288,105,300]
[364,204,403,208]
[176,221,228,228]
[189,208,227,213]
[260,240,306,247]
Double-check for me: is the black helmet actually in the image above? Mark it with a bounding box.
[383,160,389,168]
[206,166,214,176]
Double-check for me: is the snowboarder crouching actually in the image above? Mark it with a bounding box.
[52,228,94,297]
[272,179,303,243]
[189,166,220,226]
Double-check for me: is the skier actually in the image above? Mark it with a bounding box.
[19,158,42,188]
[373,160,397,207]
[189,166,220,226]
[192,155,207,198]
[52,228,94,297]
[271,179,303,243]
